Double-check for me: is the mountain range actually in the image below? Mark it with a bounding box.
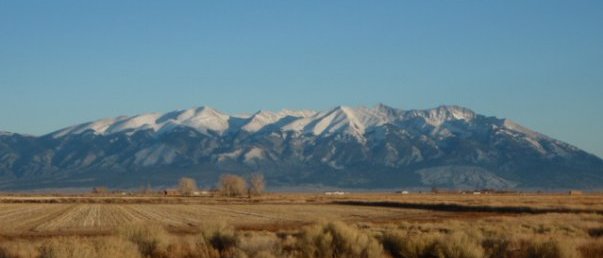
[1,104,602,190]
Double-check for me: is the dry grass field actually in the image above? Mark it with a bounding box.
[0,193,602,257]
[0,203,435,234]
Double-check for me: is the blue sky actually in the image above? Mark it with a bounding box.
[1,1,602,157]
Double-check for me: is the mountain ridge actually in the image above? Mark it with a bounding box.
[1,104,602,190]
[46,105,500,138]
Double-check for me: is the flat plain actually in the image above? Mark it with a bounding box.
[0,193,602,257]
[0,193,601,235]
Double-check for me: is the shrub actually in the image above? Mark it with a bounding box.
[297,221,382,258]
[508,238,579,258]
[432,232,485,258]
[191,236,221,258]
[381,231,439,258]
[237,232,282,257]
[202,223,239,257]
[587,227,603,238]
[118,224,170,258]
[482,236,513,258]
[163,237,219,258]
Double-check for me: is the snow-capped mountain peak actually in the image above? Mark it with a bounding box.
[403,105,476,126]
[303,106,366,136]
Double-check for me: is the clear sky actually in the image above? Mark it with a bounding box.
[1,1,602,157]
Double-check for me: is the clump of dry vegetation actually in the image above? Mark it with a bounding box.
[118,224,170,257]
[296,221,383,258]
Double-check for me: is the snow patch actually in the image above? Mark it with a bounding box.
[503,119,543,139]
[217,149,243,162]
[244,147,265,161]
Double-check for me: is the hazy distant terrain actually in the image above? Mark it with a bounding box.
[1,104,602,190]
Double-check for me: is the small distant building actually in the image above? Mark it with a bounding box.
[472,191,481,195]
[112,191,129,196]
[163,189,180,196]
[568,190,583,195]
[325,191,345,196]
[395,190,409,195]
[191,191,210,196]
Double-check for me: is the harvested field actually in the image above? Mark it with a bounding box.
[0,203,437,236]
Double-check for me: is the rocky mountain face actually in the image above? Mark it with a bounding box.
[1,105,602,190]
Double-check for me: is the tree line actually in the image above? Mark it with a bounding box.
[178,173,265,197]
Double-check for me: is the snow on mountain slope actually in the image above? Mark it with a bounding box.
[403,105,476,126]
[159,106,230,134]
[106,113,162,134]
[303,106,365,136]
[50,106,231,137]
[290,105,399,137]
[499,119,580,156]
[241,110,316,133]
[47,104,568,155]
[52,117,125,137]
[0,131,13,136]
[242,111,283,133]
[502,119,544,139]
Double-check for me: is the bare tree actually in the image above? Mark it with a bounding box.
[248,173,265,196]
[219,174,247,197]
[178,177,198,196]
